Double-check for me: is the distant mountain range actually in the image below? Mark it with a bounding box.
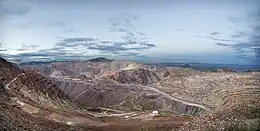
[157,62,260,72]
[19,58,260,72]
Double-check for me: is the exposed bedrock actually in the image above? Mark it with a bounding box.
[56,79,204,116]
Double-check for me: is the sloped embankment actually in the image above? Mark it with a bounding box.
[29,59,205,115]
[0,57,197,131]
[0,57,102,130]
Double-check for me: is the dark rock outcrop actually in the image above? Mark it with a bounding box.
[87,57,112,62]
[111,68,161,85]
[0,57,13,68]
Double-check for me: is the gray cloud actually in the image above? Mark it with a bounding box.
[215,6,260,65]
[232,43,259,48]
[88,45,127,52]
[55,36,155,54]
[7,48,91,62]
[239,7,259,56]
[3,6,30,16]
[254,47,260,57]
[48,46,65,51]
[210,38,234,42]
[61,37,98,43]
[17,44,38,51]
[0,0,31,16]
[198,36,234,42]
[100,40,111,44]
[210,32,220,35]
[109,13,155,50]
[227,17,245,23]
[6,13,155,62]
[216,42,259,49]
[231,31,248,38]
[54,13,155,54]
[172,29,184,32]
[56,37,98,47]
[215,43,230,47]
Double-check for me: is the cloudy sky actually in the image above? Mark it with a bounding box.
[0,0,259,65]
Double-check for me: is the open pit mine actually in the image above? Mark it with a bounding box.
[1,57,260,131]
